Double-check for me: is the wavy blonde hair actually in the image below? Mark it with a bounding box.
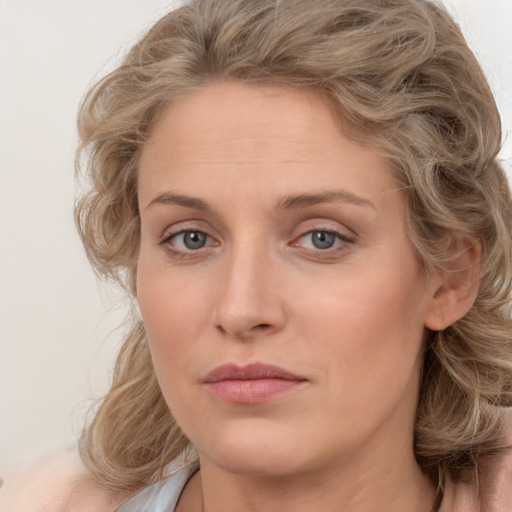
[75,0,512,501]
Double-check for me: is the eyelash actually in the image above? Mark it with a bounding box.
[159,227,355,259]
[292,228,354,252]
[160,229,216,258]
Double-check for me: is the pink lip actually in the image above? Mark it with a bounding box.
[204,363,308,404]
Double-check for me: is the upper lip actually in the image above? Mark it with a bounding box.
[204,363,307,383]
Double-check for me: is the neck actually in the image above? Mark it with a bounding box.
[193,446,435,512]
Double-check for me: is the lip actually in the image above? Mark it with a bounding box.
[203,363,308,404]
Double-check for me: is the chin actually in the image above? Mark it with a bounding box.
[193,418,318,477]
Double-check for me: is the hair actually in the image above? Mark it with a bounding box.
[75,0,512,504]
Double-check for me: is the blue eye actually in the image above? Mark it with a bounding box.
[182,231,207,250]
[310,231,336,249]
[167,230,210,251]
[295,229,351,251]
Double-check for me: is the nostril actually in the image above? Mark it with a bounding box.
[215,322,273,339]
[253,323,272,331]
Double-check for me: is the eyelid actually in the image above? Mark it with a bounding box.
[159,219,214,242]
[288,217,357,257]
[291,228,353,247]
[161,228,216,244]
[157,219,355,258]
[159,221,220,258]
[291,217,355,240]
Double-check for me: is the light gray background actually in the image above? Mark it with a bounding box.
[1,0,511,476]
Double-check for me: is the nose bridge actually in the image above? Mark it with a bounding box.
[214,231,285,338]
[225,234,264,296]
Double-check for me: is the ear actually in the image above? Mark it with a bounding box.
[424,239,481,331]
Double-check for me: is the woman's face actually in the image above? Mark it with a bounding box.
[137,81,439,477]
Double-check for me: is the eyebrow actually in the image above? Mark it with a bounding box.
[145,192,213,212]
[144,189,375,213]
[276,190,376,211]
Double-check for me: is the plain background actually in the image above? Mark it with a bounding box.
[1,0,511,477]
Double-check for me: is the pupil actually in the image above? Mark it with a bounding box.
[184,231,206,250]
[312,231,335,249]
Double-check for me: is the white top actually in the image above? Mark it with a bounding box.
[115,463,199,512]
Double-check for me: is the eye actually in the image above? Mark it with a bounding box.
[162,229,216,253]
[177,231,208,250]
[309,231,337,249]
[293,229,352,251]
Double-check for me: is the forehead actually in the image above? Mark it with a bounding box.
[143,81,343,159]
[138,81,399,212]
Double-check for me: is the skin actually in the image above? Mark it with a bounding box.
[1,81,506,512]
[136,81,445,512]
[4,449,512,511]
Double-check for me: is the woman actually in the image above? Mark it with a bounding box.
[4,0,512,510]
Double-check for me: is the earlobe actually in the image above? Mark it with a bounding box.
[424,240,481,331]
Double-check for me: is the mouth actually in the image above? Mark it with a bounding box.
[203,362,308,404]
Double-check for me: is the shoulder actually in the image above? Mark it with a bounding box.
[442,408,512,511]
[0,452,126,512]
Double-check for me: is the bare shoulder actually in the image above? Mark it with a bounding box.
[0,452,126,512]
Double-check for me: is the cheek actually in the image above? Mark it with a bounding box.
[294,258,428,401]
[299,262,426,343]
[136,258,211,383]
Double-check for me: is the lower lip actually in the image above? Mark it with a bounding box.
[206,378,305,404]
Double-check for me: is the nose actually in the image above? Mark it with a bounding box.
[213,239,287,340]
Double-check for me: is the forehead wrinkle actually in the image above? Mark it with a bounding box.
[172,135,324,156]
